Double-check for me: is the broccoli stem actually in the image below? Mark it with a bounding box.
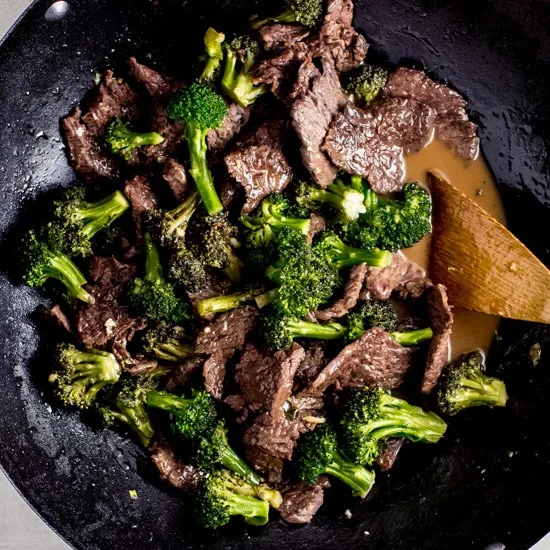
[254,288,278,309]
[391,328,434,346]
[146,390,193,413]
[144,233,162,283]
[225,491,270,526]
[165,190,201,237]
[197,288,264,317]
[324,450,375,499]
[218,443,263,486]
[330,245,392,270]
[109,407,155,448]
[78,191,130,238]
[288,319,348,341]
[201,28,225,81]
[186,123,223,216]
[152,342,194,362]
[47,250,94,303]
[450,376,508,410]
[250,9,296,29]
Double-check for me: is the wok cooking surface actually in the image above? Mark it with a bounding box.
[0,0,548,548]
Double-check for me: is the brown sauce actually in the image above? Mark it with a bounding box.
[405,139,507,358]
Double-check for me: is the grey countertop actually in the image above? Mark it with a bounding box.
[0,2,549,550]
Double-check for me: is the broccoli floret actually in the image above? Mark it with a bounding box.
[295,179,367,222]
[127,233,191,323]
[166,83,228,216]
[221,35,266,107]
[260,310,348,350]
[146,389,217,440]
[143,322,195,362]
[343,64,389,104]
[339,388,447,465]
[436,351,508,416]
[20,229,93,303]
[194,470,273,528]
[43,187,130,258]
[196,286,266,317]
[315,230,392,270]
[294,424,375,499]
[200,28,226,83]
[167,243,210,292]
[240,194,311,248]
[251,0,324,29]
[106,118,164,160]
[99,376,156,447]
[48,344,121,409]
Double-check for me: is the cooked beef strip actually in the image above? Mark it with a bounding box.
[394,260,431,300]
[164,357,204,392]
[384,67,479,160]
[422,284,453,393]
[285,394,326,431]
[314,264,367,321]
[304,327,413,395]
[224,394,250,423]
[224,120,293,213]
[207,103,251,151]
[291,58,346,188]
[219,176,244,211]
[307,212,326,244]
[144,102,186,164]
[295,343,327,387]
[278,477,330,524]
[259,24,311,51]
[124,175,158,241]
[124,358,160,376]
[235,342,305,413]
[149,436,202,492]
[43,304,73,335]
[323,103,405,194]
[61,107,120,180]
[203,351,231,400]
[375,438,404,471]
[128,57,179,99]
[161,158,188,200]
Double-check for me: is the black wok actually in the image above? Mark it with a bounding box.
[0,0,549,548]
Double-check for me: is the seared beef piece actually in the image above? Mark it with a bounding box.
[165,357,204,392]
[305,327,413,395]
[162,159,188,200]
[124,175,158,241]
[278,477,330,524]
[62,108,120,180]
[150,437,202,492]
[235,343,305,412]
[295,343,326,387]
[323,103,405,194]
[128,57,179,99]
[88,255,136,287]
[394,260,430,300]
[81,70,141,137]
[314,264,367,321]
[43,304,73,334]
[422,284,453,394]
[259,24,311,51]
[384,67,479,160]
[125,358,160,376]
[318,0,368,72]
[285,394,325,431]
[203,352,231,400]
[374,97,436,155]
[243,411,301,483]
[145,102,186,164]
[220,176,244,211]
[375,438,404,471]
[307,212,326,244]
[207,103,251,151]
[224,394,250,423]
[225,120,293,213]
[291,58,346,188]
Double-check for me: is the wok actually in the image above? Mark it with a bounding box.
[0,0,549,548]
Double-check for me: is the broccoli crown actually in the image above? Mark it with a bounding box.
[343,64,389,104]
[20,229,93,303]
[200,27,226,83]
[295,423,376,498]
[295,179,367,222]
[260,310,348,351]
[436,351,508,416]
[143,322,195,362]
[167,82,227,130]
[194,470,271,528]
[127,233,192,323]
[345,300,399,342]
[49,343,121,409]
[166,242,210,292]
[197,286,266,317]
[315,230,392,270]
[106,118,164,160]
[146,389,217,440]
[339,388,447,465]
[251,0,325,29]
[240,194,311,248]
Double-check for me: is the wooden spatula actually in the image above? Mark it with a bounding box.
[428,171,550,324]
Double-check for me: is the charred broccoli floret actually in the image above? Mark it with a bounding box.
[436,351,508,416]
[142,322,195,362]
[106,118,164,160]
[251,0,324,30]
[339,388,447,466]
[343,64,389,104]
[49,344,121,409]
[200,28,226,83]
[167,82,228,215]
[295,424,376,499]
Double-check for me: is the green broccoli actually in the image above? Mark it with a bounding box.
[221,35,266,107]
[196,286,266,317]
[339,388,447,465]
[146,389,217,440]
[200,27,226,83]
[42,187,130,257]
[343,64,389,104]
[20,229,93,303]
[106,118,164,160]
[294,424,376,499]
[127,233,191,323]
[194,470,273,528]
[166,82,228,216]
[142,322,195,362]
[251,0,325,29]
[436,351,508,416]
[48,344,121,409]
[98,376,156,447]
